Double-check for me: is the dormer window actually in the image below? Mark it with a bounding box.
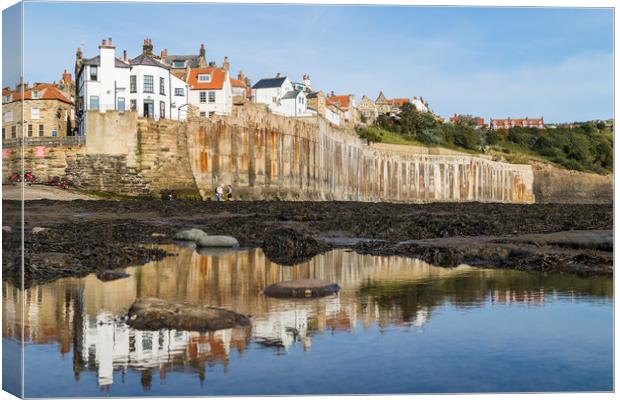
[197,74,211,83]
[32,90,40,99]
[173,60,186,68]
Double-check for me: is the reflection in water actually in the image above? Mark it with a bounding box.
[2,247,612,392]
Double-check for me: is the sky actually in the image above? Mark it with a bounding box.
[3,2,614,123]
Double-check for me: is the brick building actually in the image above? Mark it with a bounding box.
[490,117,544,130]
[2,81,74,139]
[449,113,485,127]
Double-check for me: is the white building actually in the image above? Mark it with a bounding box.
[75,38,189,135]
[187,66,233,117]
[252,74,311,117]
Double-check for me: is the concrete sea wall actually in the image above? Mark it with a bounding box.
[3,108,536,203]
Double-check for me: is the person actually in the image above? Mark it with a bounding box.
[215,184,224,201]
[226,184,233,201]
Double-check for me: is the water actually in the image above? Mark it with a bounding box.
[2,246,613,397]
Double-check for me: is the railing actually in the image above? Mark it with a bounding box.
[2,135,86,148]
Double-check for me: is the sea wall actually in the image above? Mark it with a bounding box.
[188,107,534,202]
[2,107,536,203]
[531,162,613,204]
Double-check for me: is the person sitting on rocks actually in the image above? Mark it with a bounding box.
[215,184,224,202]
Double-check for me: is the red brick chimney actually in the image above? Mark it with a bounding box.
[222,56,230,72]
[123,50,127,61]
[160,48,168,59]
[61,69,72,84]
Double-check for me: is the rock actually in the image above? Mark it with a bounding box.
[174,228,209,242]
[196,235,239,248]
[263,279,340,299]
[126,298,251,331]
[2,226,12,233]
[32,227,48,234]
[151,232,167,238]
[262,228,332,265]
[96,270,130,281]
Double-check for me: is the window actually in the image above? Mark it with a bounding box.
[38,124,44,137]
[118,97,125,112]
[31,108,40,120]
[11,126,16,138]
[272,97,277,103]
[130,99,137,111]
[159,77,165,95]
[160,101,165,119]
[209,111,215,117]
[89,96,99,110]
[90,66,98,81]
[173,60,186,68]
[199,111,206,117]
[4,110,13,122]
[175,88,184,96]
[199,91,206,103]
[197,74,211,82]
[32,90,40,99]
[28,124,33,137]
[2,128,5,138]
[143,75,154,93]
[51,130,58,137]
[130,76,137,93]
[208,91,216,103]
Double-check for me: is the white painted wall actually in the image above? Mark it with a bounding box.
[188,72,233,117]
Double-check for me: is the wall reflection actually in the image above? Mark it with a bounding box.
[2,247,612,390]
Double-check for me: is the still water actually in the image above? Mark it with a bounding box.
[2,246,613,397]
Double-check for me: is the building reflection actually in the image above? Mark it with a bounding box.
[2,247,612,389]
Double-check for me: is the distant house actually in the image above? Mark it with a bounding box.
[450,113,485,127]
[161,44,208,81]
[490,117,544,130]
[357,95,378,124]
[187,65,233,117]
[326,92,356,123]
[2,81,74,139]
[230,71,251,104]
[75,37,189,134]
[252,74,311,117]
[375,92,431,117]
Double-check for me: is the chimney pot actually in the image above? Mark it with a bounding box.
[102,39,106,46]
[276,72,281,78]
[108,37,112,45]
[123,50,127,61]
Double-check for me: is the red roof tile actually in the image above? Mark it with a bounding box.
[187,67,226,90]
[326,95,350,109]
[4,83,73,104]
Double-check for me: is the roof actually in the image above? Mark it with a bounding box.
[252,77,287,89]
[326,94,351,109]
[187,67,226,90]
[81,55,130,69]
[388,98,410,106]
[4,83,73,105]
[163,55,201,69]
[491,117,544,125]
[130,53,170,69]
[281,90,303,100]
[230,78,246,88]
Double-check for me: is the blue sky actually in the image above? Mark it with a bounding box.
[4,2,614,122]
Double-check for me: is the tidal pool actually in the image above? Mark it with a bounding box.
[2,246,613,397]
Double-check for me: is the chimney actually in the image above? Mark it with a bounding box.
[199,43,206,58]
[222,56,230,71]
[108,37,113,46]
[123,50,127,61]
[160,48,168,59]
[238,70,245,81]
[143,38,153,55]
[330,90,335,97]
[62,69,72,84]
[275,72,281,78]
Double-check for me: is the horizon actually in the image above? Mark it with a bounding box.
[3,2,614,123]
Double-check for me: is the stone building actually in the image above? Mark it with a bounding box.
[375,92,432,117]
[356,95,378,124]
[326,92,357,124]
[490,117,544,130]
[160,43,208,81]
[2,81,74,139]
[450,114,485,127]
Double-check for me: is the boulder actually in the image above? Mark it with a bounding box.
[32,227,48,234]
[96,270,130,282]
[174,228,209,242]
[126,298,251,331]
[263,279,340,299]
[197,235,239,248]
[262,228,332,265]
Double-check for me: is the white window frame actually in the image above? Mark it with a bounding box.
[175,88,184,96]
[208,91,216,103]
[199,91,206,104]
[197,74,212,83]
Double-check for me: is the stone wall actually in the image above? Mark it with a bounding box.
[531,162,613,204]
[189,106,534,203]
[3,107,538,203]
